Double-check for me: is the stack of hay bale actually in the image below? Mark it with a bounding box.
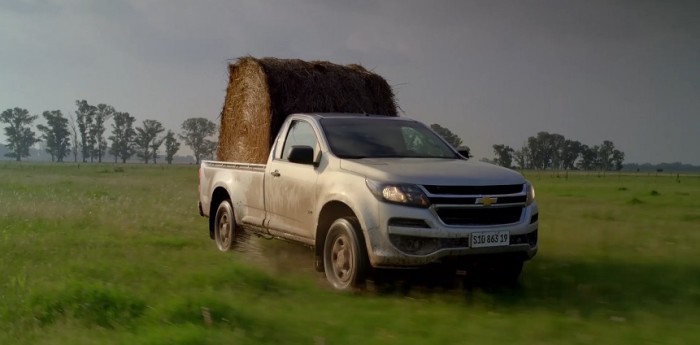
[216,57,399,163]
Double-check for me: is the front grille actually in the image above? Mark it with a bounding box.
[423,184,523,195]
[429,195,527,205]
[436,207,523,226]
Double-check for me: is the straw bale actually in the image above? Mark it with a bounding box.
[217,57,398,163]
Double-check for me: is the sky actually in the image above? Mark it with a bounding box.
[1,0,698,164]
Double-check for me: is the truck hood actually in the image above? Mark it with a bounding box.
[339,158,525,186]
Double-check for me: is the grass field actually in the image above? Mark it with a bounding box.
[0,163,698,344]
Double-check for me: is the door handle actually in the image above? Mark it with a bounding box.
[270,170,281,177]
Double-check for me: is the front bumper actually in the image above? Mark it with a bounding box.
[363,202,539,268]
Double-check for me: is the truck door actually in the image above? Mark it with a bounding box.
[264,119,319,240]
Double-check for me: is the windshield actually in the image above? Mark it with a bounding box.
[320,117,459,159]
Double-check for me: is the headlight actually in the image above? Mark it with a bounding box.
[366,180,430,208]
[526,181,536,205]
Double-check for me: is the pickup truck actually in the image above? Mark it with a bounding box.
[198,113,538,290]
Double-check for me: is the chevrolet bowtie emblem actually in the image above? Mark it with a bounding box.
[476,197,498,206]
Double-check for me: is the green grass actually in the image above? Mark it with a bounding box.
[1,163,699,344]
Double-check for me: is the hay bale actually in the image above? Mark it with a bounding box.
[217,57,398,163]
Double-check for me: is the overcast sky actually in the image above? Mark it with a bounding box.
[1,0,698,164]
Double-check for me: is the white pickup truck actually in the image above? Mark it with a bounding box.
[198,113,538,290]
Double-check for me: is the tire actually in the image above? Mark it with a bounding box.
[214,200,236,252]
[323,217,368,291]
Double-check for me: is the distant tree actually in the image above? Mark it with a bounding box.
[492,144,515,168]
[180,117,217,164]
[548,133,566,169]
[0,107,40,161]
[109,112,136,163]
[597,140,616,171]
[74,100,96,162]
[201,140,218,161]
[513,146,529,169]
[515,132,623,171]
[134,129,151,163]
[560,139,583,170]
[527,132,549,169]
[134,119,164,164]
[612,149,625,171]
[68,113,80,162]
[524,132,568,170]
[36,110,71,162]
[150,137,165,164]
[577,145,597,171]
[91,104,115,163]
[430,123,463,148]
[163,130,180,164]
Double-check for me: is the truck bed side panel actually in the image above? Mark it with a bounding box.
[200,161,266,226]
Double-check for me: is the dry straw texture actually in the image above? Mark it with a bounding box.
[217,57,399,163]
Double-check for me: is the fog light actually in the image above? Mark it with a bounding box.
[389,234,440,255]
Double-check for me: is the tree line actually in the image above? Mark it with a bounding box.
[426,124,625,171]
[1,100,218,164]
[491,131,625,171]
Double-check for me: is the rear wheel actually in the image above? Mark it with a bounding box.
[214,200,236,251]
[323,217,368,291]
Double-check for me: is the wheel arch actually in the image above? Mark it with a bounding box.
[315,200,359,271]
[209,186,231,239]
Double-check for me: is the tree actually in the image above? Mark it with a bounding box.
[560,139,583,170]
[74,100,96,162]
[526,135,544,169]
[92,104,114,163]
[513,146,530,169]
[430,123,463,148]
[150,137,164,164]
[492,144,514,168]
[134,129,151,164]
[134,119,164,164]
[68,113,80,162]
[1,108,39,161]
[597,140,616,171]
[109,112,136,163]
[524,131,567,170]
[612,149,625,171]
[577,145,597,171]
[548,133,566,170]
[163,130,180,164]
[36,110,70,162]
[201,140,218,161]
[180,118,217,164]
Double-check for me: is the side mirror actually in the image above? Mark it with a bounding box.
[457,149,471,159]
[288,145,315,165]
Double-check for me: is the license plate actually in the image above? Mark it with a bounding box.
[471,231,510,248]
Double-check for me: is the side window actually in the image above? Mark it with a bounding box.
[281,120,318,161]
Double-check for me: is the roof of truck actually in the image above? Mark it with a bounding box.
[292,112,415,121]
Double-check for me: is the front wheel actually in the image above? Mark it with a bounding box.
[214,200,236,252]
[323,217,368,291]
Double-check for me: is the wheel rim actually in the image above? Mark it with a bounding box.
[216,206,232,250]
[331,234,354,285]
